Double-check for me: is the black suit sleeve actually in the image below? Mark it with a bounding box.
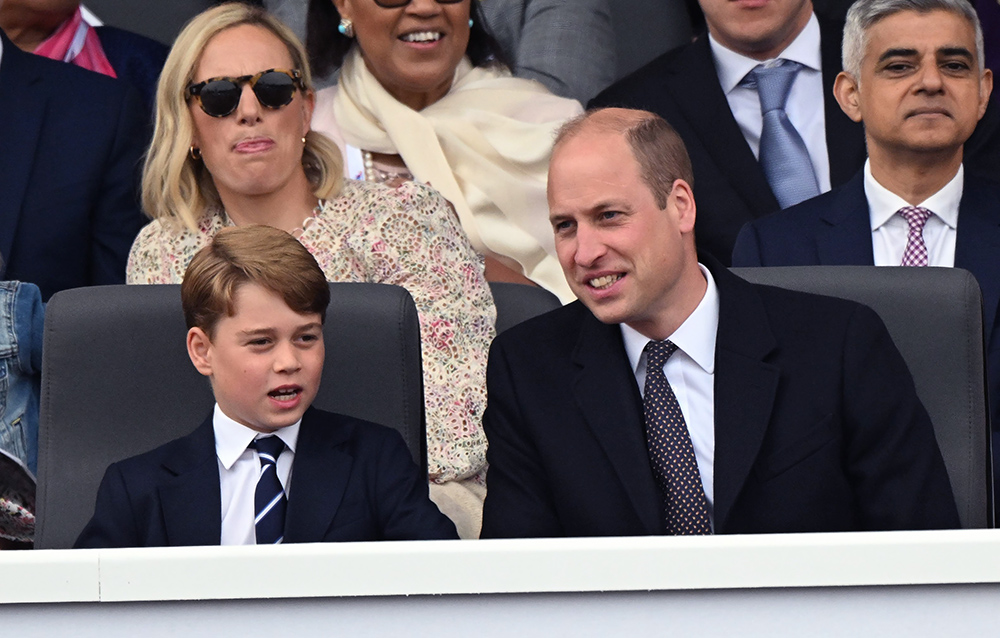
[731,222,765,266]
[841,303,960,530]
[89,84,148,287]
[480,338,564,539]
[74,463,141,549]
[373,429,459,540]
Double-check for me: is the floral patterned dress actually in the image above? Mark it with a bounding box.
[127,180,496,495]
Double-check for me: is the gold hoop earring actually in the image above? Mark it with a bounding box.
[189,146,201,160]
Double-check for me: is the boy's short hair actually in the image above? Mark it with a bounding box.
[182,225,330,337]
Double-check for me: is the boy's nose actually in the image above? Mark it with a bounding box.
[273,343,302,372]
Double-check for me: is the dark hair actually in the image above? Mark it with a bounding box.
[306,0,507,78]
[182,225,331,338]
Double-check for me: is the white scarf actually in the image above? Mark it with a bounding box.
[333,49,581,302]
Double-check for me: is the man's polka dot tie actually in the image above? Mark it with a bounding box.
[643,340,712,535]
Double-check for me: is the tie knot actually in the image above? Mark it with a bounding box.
[897,206,933,231]
[744,61,802,112]
[251,436,285,466]
[645,340,679,370]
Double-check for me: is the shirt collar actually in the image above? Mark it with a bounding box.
[710,12,821,95]
[213,403,301,470]
[865,159,963,231]
[621,263,720,375]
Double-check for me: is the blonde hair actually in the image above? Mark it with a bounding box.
[143,2,344,229]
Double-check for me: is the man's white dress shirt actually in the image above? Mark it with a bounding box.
[621,263,719,511]
[866,160,961,267]
[709,13,831,193]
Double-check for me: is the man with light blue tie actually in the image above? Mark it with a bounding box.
[731,0,1000,500]
[590,0,1000,266]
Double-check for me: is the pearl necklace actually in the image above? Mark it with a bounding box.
[363,150,414,183]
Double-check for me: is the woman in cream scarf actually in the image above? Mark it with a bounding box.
[306,0,581,303]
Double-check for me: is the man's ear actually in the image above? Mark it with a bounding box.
[670,178,697,234]
[978,68,993,121]
[833,71,863,123]
[187,327,214,378]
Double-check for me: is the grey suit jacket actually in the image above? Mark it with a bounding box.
[482,0,616,103]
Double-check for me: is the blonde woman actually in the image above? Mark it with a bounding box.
[128,3,495,538]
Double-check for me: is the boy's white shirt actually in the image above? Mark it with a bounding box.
[213,403,301,545]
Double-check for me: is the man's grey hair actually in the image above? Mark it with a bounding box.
[842,0,984,79]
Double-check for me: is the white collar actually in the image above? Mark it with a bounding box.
[621,263,719,375]
[865,159,963,231]
[710,13,822,95]
[213,403,301,470]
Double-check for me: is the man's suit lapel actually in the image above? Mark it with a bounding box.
[955,176,1000,338]
[711,266,780,532]
[572,314,663,535]
[0,36,45,273]
[666,39,779,218]
[284,408,354,543]
[819,19,867,187]
[816,172,877,264]
[157,417,223,546]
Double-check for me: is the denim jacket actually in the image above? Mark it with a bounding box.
[0,281,43,476]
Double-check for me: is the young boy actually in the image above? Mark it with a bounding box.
[75,226,457,547]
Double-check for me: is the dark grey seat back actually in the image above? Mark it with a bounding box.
[489,282,562,334]
[731,266,991,529]
[35,282,424,549]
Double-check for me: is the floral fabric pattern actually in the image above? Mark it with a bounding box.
[127,180,496,483]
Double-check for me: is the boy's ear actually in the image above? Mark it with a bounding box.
[186,327,214,378]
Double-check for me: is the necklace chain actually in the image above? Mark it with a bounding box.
[289,200,324,238]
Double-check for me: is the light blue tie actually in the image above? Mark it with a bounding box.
[744,61,820,209]
[250,436,287,545]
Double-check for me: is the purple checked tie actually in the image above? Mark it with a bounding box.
[250,436,287,544]
[643,340,712,535]
[898,206,933,267]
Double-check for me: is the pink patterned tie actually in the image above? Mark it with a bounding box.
[898,206,933,267]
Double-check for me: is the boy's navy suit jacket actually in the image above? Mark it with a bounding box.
[75,407,457,547]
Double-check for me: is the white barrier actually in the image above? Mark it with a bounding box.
[3,530,1000,636]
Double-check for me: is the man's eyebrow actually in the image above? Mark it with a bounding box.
[877,48,918,63]
[938,46,974,60]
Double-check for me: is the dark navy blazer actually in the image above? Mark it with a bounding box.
[0,31,147,300]
[732,170,1000,493]
[481,259,959,538]
[75,407,458,547]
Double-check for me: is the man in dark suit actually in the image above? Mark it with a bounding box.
[75,226,456,548]
[731,0,1000,493]
[0,26,147,300]
[589,0,1000,266]
[480,108,958,538]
